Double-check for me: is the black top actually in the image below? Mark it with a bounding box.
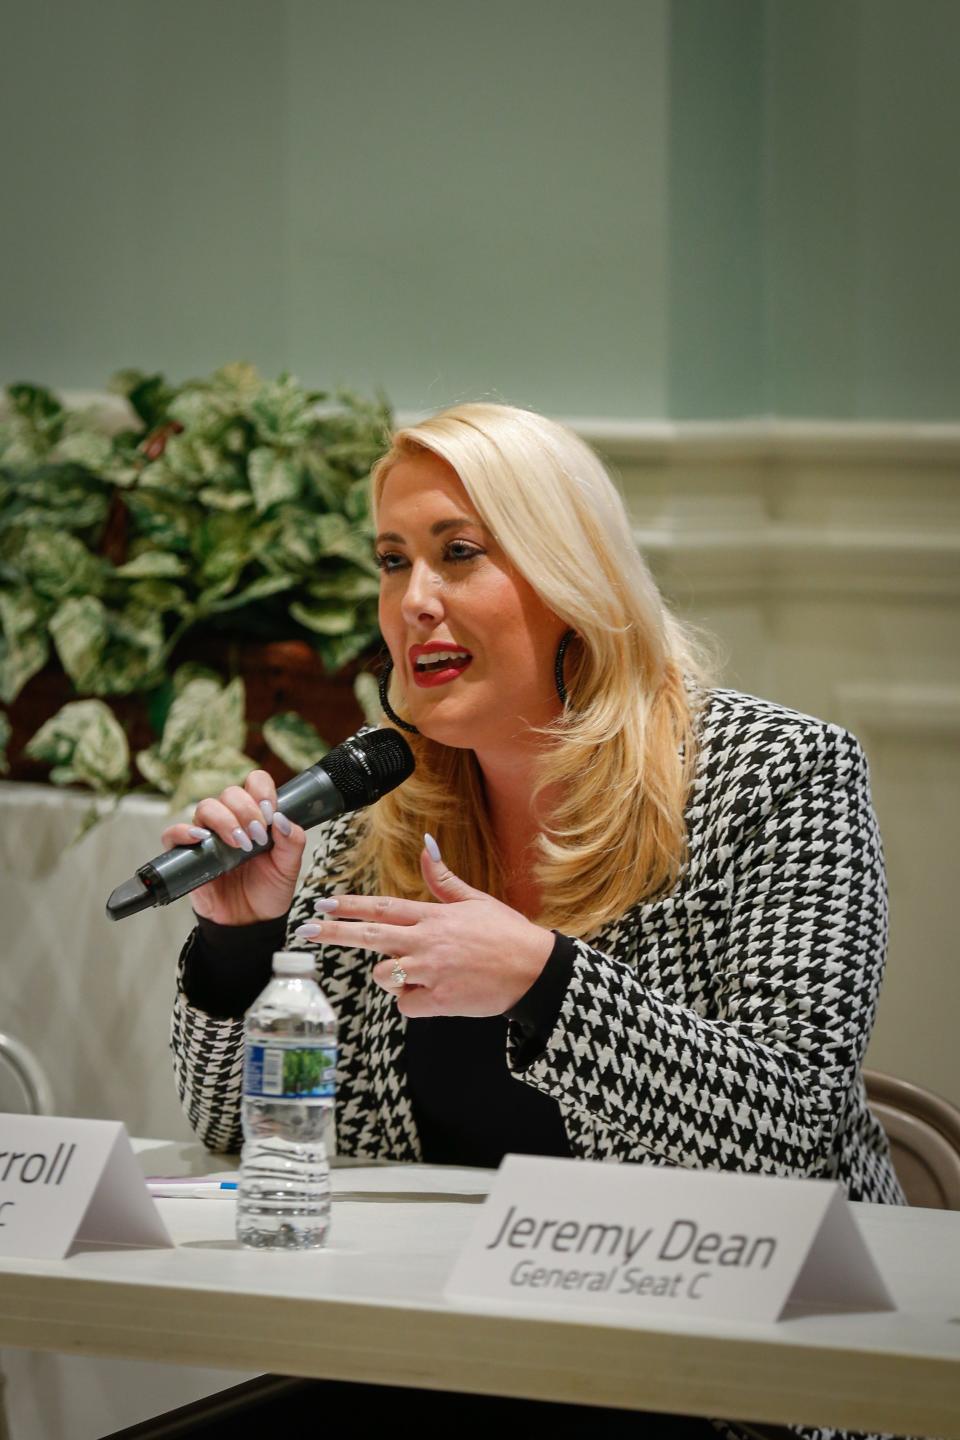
[182,916,575,1168]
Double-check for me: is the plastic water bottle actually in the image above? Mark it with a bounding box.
[236,951,337,1250]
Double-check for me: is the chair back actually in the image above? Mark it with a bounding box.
[864,1068,960,1209]
[0,1032,55,1116]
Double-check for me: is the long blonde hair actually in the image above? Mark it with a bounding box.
[340,402,711,937]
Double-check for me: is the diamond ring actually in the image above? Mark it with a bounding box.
[390,959,408,988]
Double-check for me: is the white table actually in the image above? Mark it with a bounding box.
[0,1141,958,1439]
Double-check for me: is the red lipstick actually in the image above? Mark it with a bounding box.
[409,641,473,688]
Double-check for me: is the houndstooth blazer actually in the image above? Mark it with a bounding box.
[171,687,909,1440]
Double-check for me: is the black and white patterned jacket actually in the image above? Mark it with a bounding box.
[171,687,908,1440]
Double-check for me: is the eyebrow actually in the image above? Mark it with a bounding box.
[374,516,485,545]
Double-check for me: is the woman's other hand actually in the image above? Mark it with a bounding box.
[292,834,554,1017]
[159,772,306,927]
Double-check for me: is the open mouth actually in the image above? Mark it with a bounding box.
[410,645,473,687]
[415,649,471,673]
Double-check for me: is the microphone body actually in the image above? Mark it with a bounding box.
[106,728,414,921]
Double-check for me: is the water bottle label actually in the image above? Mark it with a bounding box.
[243,1042,336,1099]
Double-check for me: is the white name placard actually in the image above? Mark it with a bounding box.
[0,1114,172,1259]
[445,1155,894,1323]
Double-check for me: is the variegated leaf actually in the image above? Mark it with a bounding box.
[169,751,258,812]
[154,676,225,762]
[197,486,253,512]
[52,430,113,472]
[353,672,381,727]
[289,598,356,635]
[135,744,175,793]
[125,579,188,614]
[0,627,48,703]
[305,566,379,601]
[136,459,176,491]
[167,389,227,434]
[313,512,351,548]
[49,595,108,690]
[123,490,194,552]
[160,674,247,765]
[314,624,380,673]
[276,513,316,569]
[173,662,222,695]
[1,496,109,534]
[204,574,294,614]
[248,448,301,512]
[198,675,246,751]
[301,451,343,509]
[263,711,329,771]
[72,705,131,789]
[0,589,43,642]
[164,434,207,484]
[49,596,165,695]
[21,528,105,600]
[114,551,187,579]
[250,376,316,448]
[344,475,372,523]
[25,699,130,793]
[212,361,262,397]
[198,539,246,591]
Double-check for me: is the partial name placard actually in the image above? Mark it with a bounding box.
[0,1114,172,1259]
[445,1155,894,1323]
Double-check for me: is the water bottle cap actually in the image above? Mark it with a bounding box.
[272,951,316,975]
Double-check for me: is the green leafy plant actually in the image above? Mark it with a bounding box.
[24,699,131,792]
[134,664,258,812]
[0,365,391,804]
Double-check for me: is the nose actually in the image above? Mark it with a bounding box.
[400,557,444,629]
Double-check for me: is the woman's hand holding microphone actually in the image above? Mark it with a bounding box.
[161,773,555,1019]
[159,770,305,926]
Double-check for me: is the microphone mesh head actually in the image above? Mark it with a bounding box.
[319,728,415,811]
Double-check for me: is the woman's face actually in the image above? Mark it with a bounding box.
[375,449,568,756]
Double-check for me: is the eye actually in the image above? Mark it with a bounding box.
[374,550,408,574]
[444,540,484,563]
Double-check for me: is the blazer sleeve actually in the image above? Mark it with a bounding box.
[170,930,248,1154]
[170,812,370,1155]
[505,724,889,1178]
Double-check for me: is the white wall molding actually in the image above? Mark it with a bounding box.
[49,394,960,465]
[635,525,960,601]
[568,417,960,466]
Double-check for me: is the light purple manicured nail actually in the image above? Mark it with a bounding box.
[232,826,253,852]
[248,820,269,847]
[424,832,441,863]
[294,923,323,939]
[259,798,274,825]
[273,811,292,837]
[314,897,339,914]
[187,826,211,841]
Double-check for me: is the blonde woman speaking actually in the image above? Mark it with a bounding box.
[168,403,904,1439]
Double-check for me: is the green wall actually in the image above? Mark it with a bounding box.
[765,0,960,419]
[2,1,957,419]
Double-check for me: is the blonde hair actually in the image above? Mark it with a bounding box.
[340,402,711,937]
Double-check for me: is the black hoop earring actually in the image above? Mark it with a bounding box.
[555,629,576,709]
[378,659,420,735]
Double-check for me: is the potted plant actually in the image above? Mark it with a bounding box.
[0,363,390,821]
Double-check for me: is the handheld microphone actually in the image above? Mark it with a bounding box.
[105,728,414,922]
